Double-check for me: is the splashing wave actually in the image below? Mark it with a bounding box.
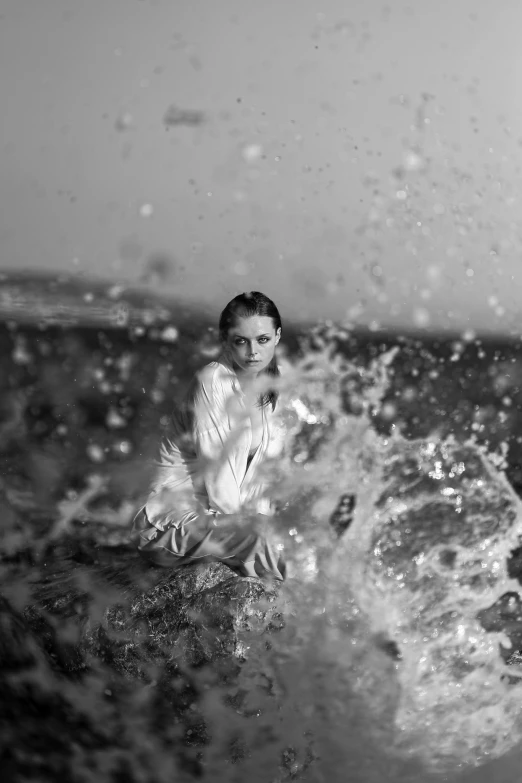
[264,347,522,773]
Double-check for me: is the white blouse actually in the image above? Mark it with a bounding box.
[139,357,285,532]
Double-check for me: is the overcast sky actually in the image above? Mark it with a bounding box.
[1,0,522,332]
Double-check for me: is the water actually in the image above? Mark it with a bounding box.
[2,275,522,781]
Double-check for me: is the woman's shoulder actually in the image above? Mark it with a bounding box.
[194,359,235,390]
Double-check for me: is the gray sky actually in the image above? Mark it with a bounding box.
[1,0,522,332]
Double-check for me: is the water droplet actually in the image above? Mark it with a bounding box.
[160,326,178,343]
[151,389,165,404]
[107,284,125,299]
[402,386,417,402]
[381,402,397,420]
[163,104,205,127]
[115,440,133,455]
[413,307,430,328]
[12,336,32,365]
[87,444,105,463]
[110,304,129,327]
[106,407,126,429]
[139,203,154,218]
[115,112,134,132]
[233,261,250,276]
[403,151,424,171]
[242,143,263,162]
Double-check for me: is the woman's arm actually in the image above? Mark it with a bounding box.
[192,369,243,515]
[141,436,198,530]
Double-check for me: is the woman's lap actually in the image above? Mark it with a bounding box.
[137,513,286,581]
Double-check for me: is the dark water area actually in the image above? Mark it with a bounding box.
[2,282,522,782]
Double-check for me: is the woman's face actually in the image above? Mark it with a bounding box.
[225,315,281,375]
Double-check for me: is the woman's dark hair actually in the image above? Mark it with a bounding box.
[219,291,282,409]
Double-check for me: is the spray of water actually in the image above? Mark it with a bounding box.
[244,341,522,775]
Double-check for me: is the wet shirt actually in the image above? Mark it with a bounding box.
[140,358,285,532]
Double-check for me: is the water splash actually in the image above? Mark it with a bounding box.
[256,349,522,774]
[341,436,522,770]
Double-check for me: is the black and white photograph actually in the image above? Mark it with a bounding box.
[1,2,522,781]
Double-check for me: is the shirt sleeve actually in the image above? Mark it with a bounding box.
[192,371,243,515]
[141,435,198,530]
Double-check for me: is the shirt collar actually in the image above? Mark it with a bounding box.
[218,353,243,395]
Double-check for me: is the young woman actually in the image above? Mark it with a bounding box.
[133,292,287,581]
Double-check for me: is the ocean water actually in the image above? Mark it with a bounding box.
[2,274,522,782]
